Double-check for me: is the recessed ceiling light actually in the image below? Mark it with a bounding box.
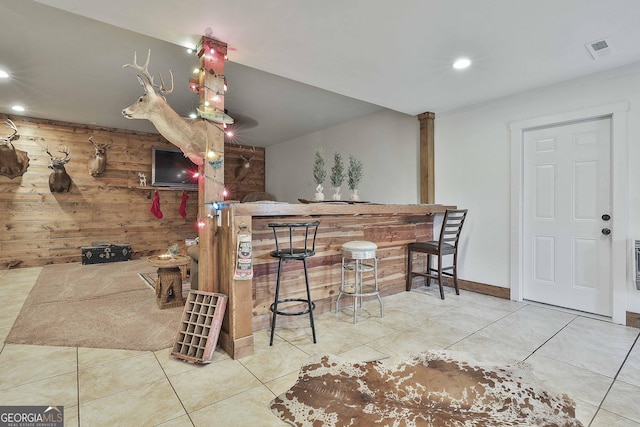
[452,57,472,70]
[0,70,9,79]
[11,105,25,112]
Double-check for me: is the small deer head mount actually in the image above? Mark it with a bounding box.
[46,145,72,193]
[0,119,30,179]
[87,136,113,177]
[235,146,255,181]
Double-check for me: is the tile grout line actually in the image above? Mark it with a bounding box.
[153,350,196,426]
[76,347,80,427]
[443,301,532,350]
[522,314,579,364]
[587,331,640,427]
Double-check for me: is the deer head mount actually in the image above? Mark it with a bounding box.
[46,145,72,193]
[235,146,256,181]
[87,136,113,177]
[122,50,213,166]
[0,119,30,179]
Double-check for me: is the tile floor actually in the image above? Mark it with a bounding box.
[0,266,639,426]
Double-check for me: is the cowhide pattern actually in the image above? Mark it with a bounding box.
[270,351,582,427]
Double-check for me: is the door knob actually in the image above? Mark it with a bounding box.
[602,228,611,236]
[602,214,611,221]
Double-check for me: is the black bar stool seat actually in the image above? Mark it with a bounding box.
[268,221,320,346]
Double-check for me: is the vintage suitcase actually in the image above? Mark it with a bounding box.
[81,242,131,265]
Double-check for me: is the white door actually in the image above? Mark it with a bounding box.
[523,117,611,316]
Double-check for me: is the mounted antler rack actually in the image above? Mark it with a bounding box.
[0,119,30,179]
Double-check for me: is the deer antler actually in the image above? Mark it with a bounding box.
[157,71,174,96]
[123,50,173,96]
[46,145,71,164]
[123,50,155,85]
[240,146,256,163]
[88,136,113,150]
[2,120,18,144]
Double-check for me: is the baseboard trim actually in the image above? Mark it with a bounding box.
[626,311,640,329]
[431,277,510,300]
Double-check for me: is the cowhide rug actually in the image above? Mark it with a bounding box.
[270,351,582,427]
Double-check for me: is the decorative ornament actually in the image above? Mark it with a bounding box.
[179,191,189,218]
[167,243,180,261]
[150,190,163,219]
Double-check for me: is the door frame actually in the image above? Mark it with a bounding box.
[509,102,629,324]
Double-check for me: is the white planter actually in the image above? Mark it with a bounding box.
[349,188,359,202]
[332,187,341,200]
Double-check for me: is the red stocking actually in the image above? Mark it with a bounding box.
[150,191,163,219]
[179,191,189,218]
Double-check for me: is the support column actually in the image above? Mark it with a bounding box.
[418,112,435,204]
[197,36,227,292]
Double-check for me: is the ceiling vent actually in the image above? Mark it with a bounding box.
[586,38,614,60]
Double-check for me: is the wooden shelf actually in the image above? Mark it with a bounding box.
[132,186,198,192]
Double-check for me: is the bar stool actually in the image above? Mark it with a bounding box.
[335,240,383,323]
[268,221,320,346]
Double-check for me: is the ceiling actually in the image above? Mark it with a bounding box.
[2,1,640,147]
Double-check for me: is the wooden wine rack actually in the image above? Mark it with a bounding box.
[171,291,228,364]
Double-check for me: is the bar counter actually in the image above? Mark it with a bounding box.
[208,202,453,359]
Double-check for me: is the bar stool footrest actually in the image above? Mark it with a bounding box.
[338,283,380,297]
[270,298,315,316]
[342,262,376,272]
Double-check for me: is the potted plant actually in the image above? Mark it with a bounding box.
[167,243,180,261]
[330,152,345,200]
[347,154,363,201]
[313,147,327,201]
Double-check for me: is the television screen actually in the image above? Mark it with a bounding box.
[151,147,199,189]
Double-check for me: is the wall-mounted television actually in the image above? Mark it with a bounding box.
[151,147,199,189]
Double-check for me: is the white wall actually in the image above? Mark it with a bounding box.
[266,109,420,204]
[436,62,640,315]
[267,62,640,318]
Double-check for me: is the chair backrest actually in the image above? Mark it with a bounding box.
[268,221,320,258]
[439,209,468,250]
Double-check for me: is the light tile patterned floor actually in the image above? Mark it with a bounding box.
[1,267,639,426]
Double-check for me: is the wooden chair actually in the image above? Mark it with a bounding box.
[406,209,468,299]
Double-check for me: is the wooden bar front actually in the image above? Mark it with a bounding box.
[216,203,453,359]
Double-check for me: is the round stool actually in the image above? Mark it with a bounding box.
[335,240,384,323]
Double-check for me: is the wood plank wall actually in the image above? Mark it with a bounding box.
[0,115,265,269]
[249,214,434,331]
[223,144,266,202]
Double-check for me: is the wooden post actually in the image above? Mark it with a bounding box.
[217,209,254,358]
[197,36,227,291]
[418,112,435,204]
